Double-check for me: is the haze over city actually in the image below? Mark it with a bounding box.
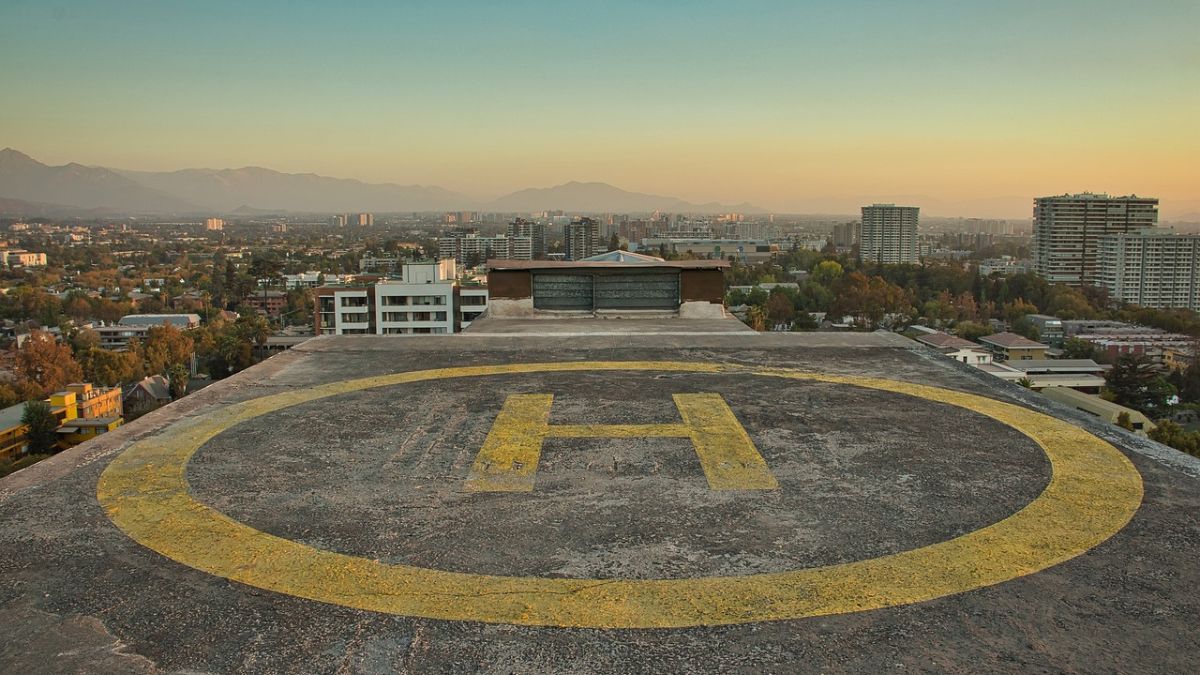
[2,0,1197,218]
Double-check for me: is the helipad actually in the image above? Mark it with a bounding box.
[2,328,1198,673]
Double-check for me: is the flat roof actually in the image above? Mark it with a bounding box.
[979,332,1049,348]
[2,332,1198,672]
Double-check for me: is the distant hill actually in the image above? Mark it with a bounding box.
[0,149,767,216]
[488,181,765,214]
[114,166,472,213]
[0,148,197,213]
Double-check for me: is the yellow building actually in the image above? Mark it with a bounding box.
[57,417,123,447]
[0,383,126,461]
[67,383,123,419]
[0,404,28,461]
[1163,346,1194,372]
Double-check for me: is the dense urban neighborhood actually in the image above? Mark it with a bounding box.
[1,193,1200,477]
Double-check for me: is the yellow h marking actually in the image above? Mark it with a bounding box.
[464,393,778,492]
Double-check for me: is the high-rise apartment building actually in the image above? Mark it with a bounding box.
[204,218,225,231]
[563,217,600,261]
[1097,229,1200,311]
[438,232,533,265]
[354,213,374,227]
[859,205,918,264]
[831,222,860,249]
[506,218,546,259]
[1033,193,1159,286]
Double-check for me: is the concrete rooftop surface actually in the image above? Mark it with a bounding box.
[2,333,1199,673]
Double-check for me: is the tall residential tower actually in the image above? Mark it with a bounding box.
[859,204,919,264]
[1033,193,1158,286]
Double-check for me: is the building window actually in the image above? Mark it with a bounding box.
[341,313,368,323]
[340,297,368,307]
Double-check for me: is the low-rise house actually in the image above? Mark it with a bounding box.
[123,375,172,418]
[978,332,1049,361]
[913,332,993,365]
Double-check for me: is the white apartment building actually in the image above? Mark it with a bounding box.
[458,287,489,329]
[859,204,919,264]
[1097,229,1200,311]
[316,260,486,335]
[1033,193,1159,286]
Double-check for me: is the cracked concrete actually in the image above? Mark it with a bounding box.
[1,333,1198,673]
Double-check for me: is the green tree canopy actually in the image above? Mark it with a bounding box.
[21,400,59,455]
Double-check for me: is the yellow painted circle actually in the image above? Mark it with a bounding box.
[97,361,1143,628]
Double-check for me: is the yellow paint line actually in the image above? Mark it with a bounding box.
[675,393,780,490]
[464,394,552,492]
[96,361,1143,629]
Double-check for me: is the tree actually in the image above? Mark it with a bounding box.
[829,272,913,330]
[71,328,101,353]
[1115,412,1135,431]
[15,331,84,399]
[79,348,144,387]
[791,312,818,331]
[765,292,795,326]
[1011,316,1040,342]
[1148,419,1200,458]
[954,321,992,342]
[143,323,194,375]
[21,400,59,455]
[1061,338,1097,360]
[1017,377,1033,388]
[745,306,767,332]
[1003,299,1039,324]
[167,363,189,399]
[811,260,844,286]
[607,233,621,252]
[1106,353,1175,417]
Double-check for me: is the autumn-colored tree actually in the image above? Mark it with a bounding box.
[71,328,101,353]
[766,292,795,325]
[79,348,144,387]
[830,272,913,329]
[953,291,979,322]
[93,299,128,324]
[1044,286,1096,320]
[14,331,83,399]
[745,306,767,332]
[63,295,93,321]
[1003,299,1039,324]
[143,323,195,375]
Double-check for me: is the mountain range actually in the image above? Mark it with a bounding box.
[0,149,763,216]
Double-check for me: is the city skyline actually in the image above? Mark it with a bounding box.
[1,1,1197,217]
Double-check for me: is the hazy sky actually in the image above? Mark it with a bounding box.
[2,0,1197,215]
